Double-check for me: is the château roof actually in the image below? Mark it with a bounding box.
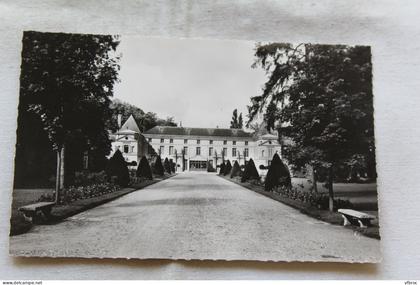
[144,126,254,138]
[118,115,140,134]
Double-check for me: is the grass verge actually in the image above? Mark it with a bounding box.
[219,175,380,240]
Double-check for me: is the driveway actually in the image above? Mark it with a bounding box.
[10,172,381,262]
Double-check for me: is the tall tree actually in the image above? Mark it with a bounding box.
[248,43,375,211]
[18,31,120,201]
[230,109,243,129]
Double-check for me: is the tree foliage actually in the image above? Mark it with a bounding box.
[107,99,177,132]
[241,158,260,182]
[15,31,121,187]
[249,43,375,209]
[106,149,129,187]
[136,156,153,180]
[153,156,165,176]
[230,109,243,129]
[264,153,291,191]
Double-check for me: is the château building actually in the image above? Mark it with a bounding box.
[110,115,283,172]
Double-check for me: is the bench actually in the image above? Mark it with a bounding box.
[18,202,55,223]
[338,209,375,228]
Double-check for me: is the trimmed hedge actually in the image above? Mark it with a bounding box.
[219,162,225,175]
[230,161,242,178]
[136,156,153,180]
[224,160,232,176]
[164,157,172,174]
[241,158,260,182]
[264,153,291,191]
[153,156,165,176]
[105,149,130,187]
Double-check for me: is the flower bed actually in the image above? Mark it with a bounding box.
[38,183,120,205]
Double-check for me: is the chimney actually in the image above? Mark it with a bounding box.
[117,113,122,128]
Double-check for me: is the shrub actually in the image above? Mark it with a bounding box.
[164,158,172,174]
[170,159,176,173]
[105,149,130,187]
[264,153,291,191]
[153,156,165,176]
[241,158,260,182]
[230,161,242,178]
[224,160,232,176]
[219,162,225,175]
[207,162,216,172]
[74,170,108,186]
[136,156,153,180]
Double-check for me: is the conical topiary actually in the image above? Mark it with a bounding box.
[224,160,232,176]
[264,153,291,191]
[241,158,260,182]
[230,161,242,178]
[105,149,130,187]
[164,157,172,174]
[219,162,225,175]
[170,159,176,173]
[153,156,164,176]
[136,156,153,180]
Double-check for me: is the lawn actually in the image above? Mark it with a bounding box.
[291,177,378,211]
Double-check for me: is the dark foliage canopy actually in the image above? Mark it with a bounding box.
[230,109,243,129]
[264,153,291,191]
[241,158,260,182]
[136,156,153,180]
[153,156,165,176]
[15,31,121,187]
[106,149,129,187]
[224,160,232,176]
[230,161,242,178]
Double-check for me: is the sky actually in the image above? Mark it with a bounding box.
[113,36,267,128]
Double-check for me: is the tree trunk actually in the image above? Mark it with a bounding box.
[59,144,65,189]
[328,165,334,212]
[55,149,61,204]
[311,165,318,193]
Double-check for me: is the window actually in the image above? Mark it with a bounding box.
[160,138,164,143]
[125,136,128,140]
[262,150,265,157]
[123,145,129,153]
[232,148,236,157]
[148,138,152,143]
[170,138,173,143]
[131,146,135,153]
[233,141,236,145]
[169,146,174,155]
[184,139,188,144]
[209,140,213,144]
[223,140,227,145]
[196,147,201,155]
[197,139,200,144]
[245,141,248,145]
[159,146,164,155]
[268,148,273,157]
[209,147,213,156]
[244,148,249,157]
[223,148,227,156]
[183,146,188,154]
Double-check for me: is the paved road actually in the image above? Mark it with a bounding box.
[10,172,381,262]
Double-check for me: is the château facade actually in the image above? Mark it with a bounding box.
[110,115,283,172]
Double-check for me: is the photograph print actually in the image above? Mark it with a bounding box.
[9,31,380,262]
